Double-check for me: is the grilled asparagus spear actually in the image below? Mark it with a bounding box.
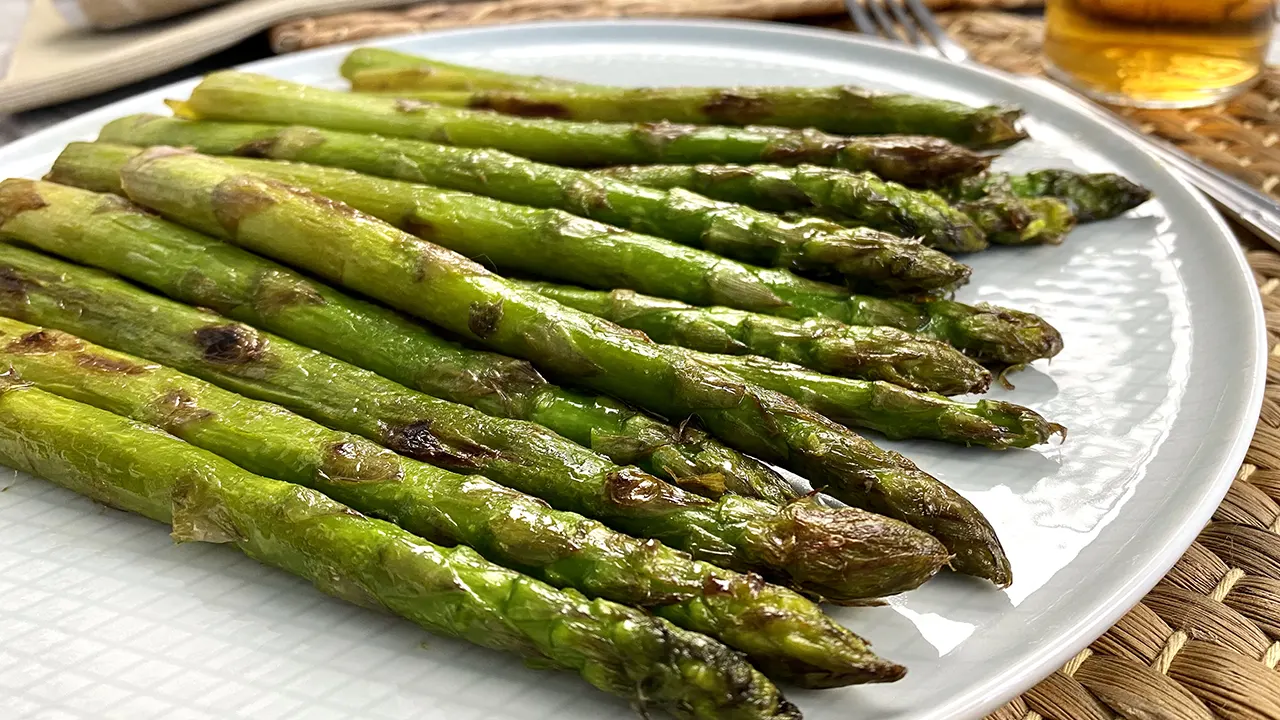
[0,242,944,607]
[600,163,990,252]
[378,86,1026,149]
[105,147,1013,585]
[945,169,1153,222]
[85,125,1062,365]
[513,280,989,395]
[3,176,792,505]
[0,378,801,717]
[71,138,968,297]
[687,351,1062,449]
[340,48,1025,149]
[342,47,582,92]
[171,71,991,185]
[602,163,1077,249]
[0,316,912,685]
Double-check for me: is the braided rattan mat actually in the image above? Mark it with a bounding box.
[269,0,1041,52]
[268,4,1280,718]
[946,13,1280,720]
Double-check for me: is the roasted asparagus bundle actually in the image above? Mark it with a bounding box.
[83,129,1062,366]
[169,71,992,185]
[0,316,912,686]
[95,147,1013,585]
[374,87,1027,150]
[0,379,800,718]
[512,280,988,395]
[601,164,1076,249]
[603,163,989,252]
[514,282,1061,449]
[79,132,969,296]
[340,48,1027,149]
[0,242,947,607]
[0,176,792,505]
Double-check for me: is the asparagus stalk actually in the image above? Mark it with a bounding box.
[601,164,1077,249]
[108,147,1014,585]
[514,280,990,395]
[4,176,792,505]
[342,47,583,91]
[0,242,946,608]
[170,71,992,185]
[0,316,911,686]
[599,163,990,253]
[509,284,1059,447]
[341,49,1026,149]
[946,169,1153,222]
[0,379,800,717]
[686,351,1063,449]
[376,86,1027,149]
[88,123,1062,364]
[71,139,967,298]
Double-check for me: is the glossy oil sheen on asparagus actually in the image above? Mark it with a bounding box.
[172,71,993,185]
[0,240,945,610]
[3,175,793,505]
[512,280,990,395]
[98,147,1013,585]
[339,48,1025,149]
[109,117,970,294]
[0,378,798,718]
[87,125,1063,365]
[77,135,969,296]
[0,316,912,686]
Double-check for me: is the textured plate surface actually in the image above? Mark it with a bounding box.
[0,19,1266,720]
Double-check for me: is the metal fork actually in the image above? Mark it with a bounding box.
[844,0,1280,248]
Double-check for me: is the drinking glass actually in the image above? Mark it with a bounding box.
[1044,0,1275,108]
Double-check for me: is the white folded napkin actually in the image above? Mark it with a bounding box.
[51,0,231,29]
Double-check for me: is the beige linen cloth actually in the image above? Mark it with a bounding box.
[0,0,417,113]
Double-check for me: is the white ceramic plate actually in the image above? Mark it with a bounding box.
[0,19,1267,720]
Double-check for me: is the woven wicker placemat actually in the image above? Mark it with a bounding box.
[943,13,1280,720]
[269,0,1041,52]
[269,4,1280,719]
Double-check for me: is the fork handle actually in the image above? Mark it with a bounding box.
[1025,76,1280,248]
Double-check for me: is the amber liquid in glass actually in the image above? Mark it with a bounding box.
[1044,0,1274,107]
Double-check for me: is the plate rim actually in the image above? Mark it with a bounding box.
[0,17,1268,720]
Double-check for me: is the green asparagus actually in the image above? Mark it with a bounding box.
[0,378,800,717]
[171,71,992,185]
[513,284,1059,447]
[946,169,1153,222]
[0,242,945,608]
[109,147,1014,585]
[342,47,583,92]
[71,139,967,296]
[515,280,990,395]
[599,163,990,253]
[6,176,791,505]
[952,195,1077,246]
[89,121,1062,364]
[0,317,911,686]
[341,48,1026,148]
[685,351,1063,449]
[378,86,1027,149]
